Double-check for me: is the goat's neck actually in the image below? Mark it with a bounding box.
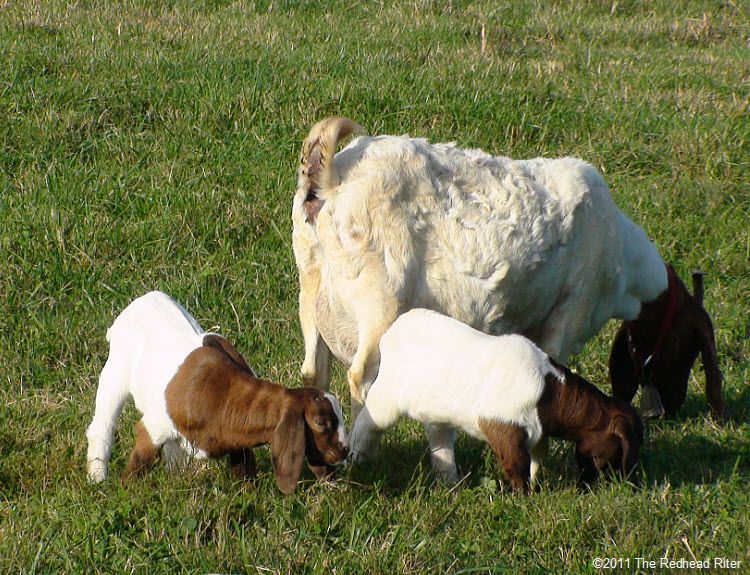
[222,375,297,442]
[627,266,687,346]
[537,369,612,443]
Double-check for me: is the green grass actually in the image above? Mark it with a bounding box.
[1,1,749,572]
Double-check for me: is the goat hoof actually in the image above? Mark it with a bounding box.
[434,469,459,485]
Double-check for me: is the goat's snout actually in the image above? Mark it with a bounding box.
[322,439,348,466]
[335,442,349,462]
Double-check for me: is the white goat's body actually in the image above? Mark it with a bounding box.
[86,291,210,482]
[350,309,562,482]
[293,127,667,405]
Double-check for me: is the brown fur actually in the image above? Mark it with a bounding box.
[538,361,644,487]
[122,420,159,481]
[477,420,531,494]
[608,264,725,421]
[303,196,325,224]
[124,335,348,494]
[202,333,254,375]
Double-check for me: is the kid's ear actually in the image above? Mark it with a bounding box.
[608,324,645,408]
[614,418,641,483]
[695,313,726,421]
[270,409,306,495]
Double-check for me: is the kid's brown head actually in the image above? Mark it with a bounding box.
[271,388,348,494]
[575,401,644,487]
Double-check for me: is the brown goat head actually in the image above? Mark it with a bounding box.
[575,402,644,487]
[166,336,348,495]
[271,387,348,494]
[608,264,725,421]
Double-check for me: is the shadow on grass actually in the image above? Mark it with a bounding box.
[344,431,584,494]
[674,382,749,424]
[344,383,750,495]
[638,385,750,487]
[643,428,749,487]
[548,381,748,489]
[344,435,436,493]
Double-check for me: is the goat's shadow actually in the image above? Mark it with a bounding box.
[637,386,750,487]
[344,427,582,494]
[344,384,749,494]
[344,434,443,494]
[675,383,749,424]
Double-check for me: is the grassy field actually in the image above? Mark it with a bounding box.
[1,0,749,572]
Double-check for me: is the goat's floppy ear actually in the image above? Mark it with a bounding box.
[613,417,641,483]
[694,312,725,421]
[608,325,639,405]
[202,334,255,376]
[270,408,306,495]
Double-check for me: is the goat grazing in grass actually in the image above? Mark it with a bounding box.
[292,116,724,422]
[86,291,348,494]
[350,309,643,491]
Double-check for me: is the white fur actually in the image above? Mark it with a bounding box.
[293,123,667,408]
[324,391,349,450]
[349,309,563,483]
[85,291,219,482]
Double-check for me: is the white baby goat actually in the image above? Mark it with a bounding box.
[85,291,348,491]
[86,291,210,482]
[349,309,643,491]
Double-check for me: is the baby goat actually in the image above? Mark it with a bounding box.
[350,309,643,492]
[86,291,348,494]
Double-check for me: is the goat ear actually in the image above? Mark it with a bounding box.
[270,408,306,495]
[694,311,725,421]
[613,419,641,483]
[608,325,639,405]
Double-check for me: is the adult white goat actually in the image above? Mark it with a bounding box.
[292,117,724,421]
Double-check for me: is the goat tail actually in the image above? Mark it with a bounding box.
[299,117,366,198]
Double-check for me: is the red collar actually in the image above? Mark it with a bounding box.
[625,265,679,378]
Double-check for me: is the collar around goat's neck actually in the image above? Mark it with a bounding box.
[626,265,679,378]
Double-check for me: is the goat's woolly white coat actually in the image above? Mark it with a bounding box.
[293,118,666,409]
[349,309,559,483]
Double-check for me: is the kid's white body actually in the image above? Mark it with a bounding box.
[350,308,563,483]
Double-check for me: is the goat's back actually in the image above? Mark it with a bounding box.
[375,309,559,439]
[320,135,661,352]
[106,291,206,413]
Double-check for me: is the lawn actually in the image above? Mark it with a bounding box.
[1,1,748,573]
